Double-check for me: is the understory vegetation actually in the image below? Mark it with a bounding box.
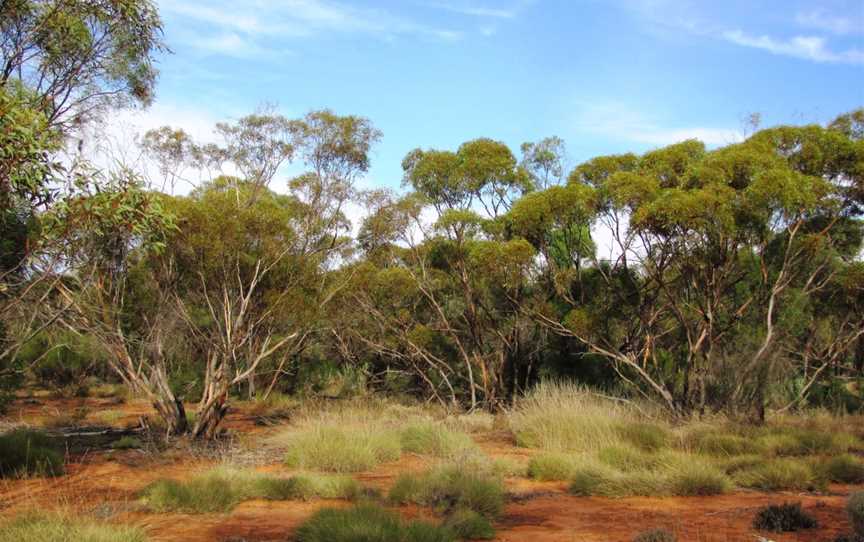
[0,514,147,542]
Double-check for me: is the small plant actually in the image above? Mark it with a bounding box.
[140,467,361,513]
[633,528,676,542]
[734,459,819,491]
[0,513,147,542]
[283,426,402,472]
[752,502,818,532]
[849,491,864,537]
[689,432,760,456]
[443,508,495,539]
[823,455,864,484]
[399,422,476,458]
[389,464,504,519]
[110,436,143,450]
[0,429,64,478]
[295,504,455,542]
[527,452,579,481]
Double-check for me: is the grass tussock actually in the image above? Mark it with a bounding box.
[0,514,146,542]
[443,508,495,540]
[399,422,476,458]
[0,429,64,478]
[734,458,822,492]
[633,529,677,542]
[283,426,402,472]
[296,504,454,542]
[527,452,581,481]
[389,463,505,519]
[140,467,361,513]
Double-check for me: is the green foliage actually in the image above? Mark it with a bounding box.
[687,431,762,456]
[734,459,820,491]
[398,423,476,458]
[527,452,580,481]
[0,429,64,478]
[284,426,402,472]
[109,436,142,450]
[140,467,360,513]
[633,529,677,542]
[389,464,505,519]
[752,502,818,532]
[443,508,495,540]
[0,514,147,542]
[296,504,455,542]
[822,454,864,484]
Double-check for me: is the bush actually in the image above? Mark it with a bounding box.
[0,514,146,542]
[443,508,495,539]
[849,491,864,537]
[140,467,361,513]
[389,464,504,519]
[567,456,729,498]
[752,502,818,532]
[295,504,454,542]
[617,423,670,452]
[735,459,820,491]
[598,445,657,472]
[284,426,402,472]
[399,423,476,458]
[0,429,64,478]
[633,529,676,542]
[527,452,579,481]
[823,455,864,484]
[665,459,732,496]
[689,432,761,456]
[110,436,143,450]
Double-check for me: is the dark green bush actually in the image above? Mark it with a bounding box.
[752,502,818,532]
[825,455,864,484]
[0,429,64,478]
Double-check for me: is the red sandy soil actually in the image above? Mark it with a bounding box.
[0,395,859,542]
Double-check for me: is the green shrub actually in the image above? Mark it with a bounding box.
[527,453,580,481]
[110,436,143,450]
[0,514,146,542]
[617,423,670,452]
[752,502,818,532]
[295,504,454,542]
[823,455,864,484]
[140,467,360,513]
[665,460,732,496]
[849,491,864,536]
[690,432,761,456]
[399,423,476,458]
[443,508,495,540]
[389,464,504,519]
[284,427,402,472]
[735,459,819,491]
[0,429,64,478]
[633,529,676,542]
[758,428,855,457]
[598,445,657,472]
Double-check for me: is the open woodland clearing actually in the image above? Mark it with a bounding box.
[1,1,863,541]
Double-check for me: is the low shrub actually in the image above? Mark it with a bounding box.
[284,427,402,472]
[752,502,818,532]
[443,508,495,540]
[633,528,676,542]
[0,514,146,542]
[849,491,864,536]
[616,422,671,452]
[110,436,143,450]
[823,455,864,484]
[389,464,504,519]
[140,467,361,513]
[295,504,454,542]
[734,459,820,491]
[0,429,64,478]
[399,423,476,458]
[527,453,579,481]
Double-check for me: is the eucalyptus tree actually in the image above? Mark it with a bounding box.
[523,114,864,419]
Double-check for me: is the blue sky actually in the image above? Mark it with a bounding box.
[136,0,864,191]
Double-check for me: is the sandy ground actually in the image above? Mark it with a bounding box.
[0,395,858,542]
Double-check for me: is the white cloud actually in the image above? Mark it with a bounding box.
[722,29,864,65]
[572,101,740,147]
[159,0,464,54]
[796,9,862,36]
